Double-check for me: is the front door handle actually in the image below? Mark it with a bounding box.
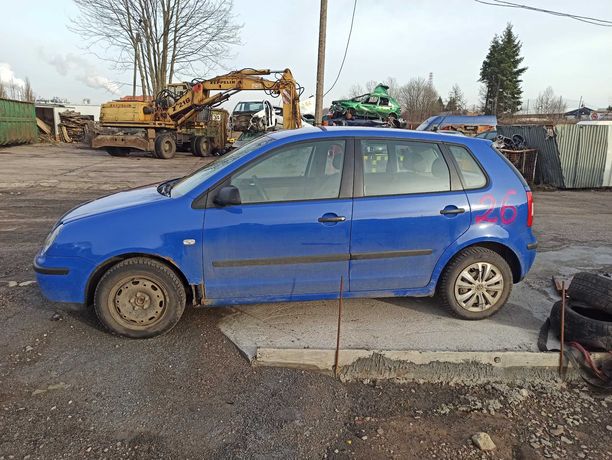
[318,215,346,223]
[440,207,466,215]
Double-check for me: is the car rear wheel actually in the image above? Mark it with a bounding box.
[94,258,186,338]
[438,247,512,320]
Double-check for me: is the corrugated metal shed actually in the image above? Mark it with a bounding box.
[497,125,565,187]
[557,124,608,188]
[498,124,611,188]
[0,98,37,146]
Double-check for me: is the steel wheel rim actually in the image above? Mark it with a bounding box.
[454,262,504,312]
[162,139,173,154]
[108,276,167,329]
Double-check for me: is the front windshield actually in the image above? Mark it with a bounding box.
[234,101,264,113]
[171,135,274,196]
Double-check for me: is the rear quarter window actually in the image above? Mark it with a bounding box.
[447,144,487,189]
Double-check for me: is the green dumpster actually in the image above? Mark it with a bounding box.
[0,98,37,146]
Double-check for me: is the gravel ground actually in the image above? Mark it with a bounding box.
[0,144,611,459]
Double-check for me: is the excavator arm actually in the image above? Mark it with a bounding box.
[166,69,302,130]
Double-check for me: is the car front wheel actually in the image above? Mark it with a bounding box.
[94,257,186,338]
[438,247,512,320]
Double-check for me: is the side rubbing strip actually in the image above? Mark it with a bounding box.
[212,254,350,268]
[351,249,433,260]
[212,249,432,268]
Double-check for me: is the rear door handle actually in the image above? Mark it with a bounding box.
[440,207,465,215]
[318,215,346,223]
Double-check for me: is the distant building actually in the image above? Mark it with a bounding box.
[565,106,612,121]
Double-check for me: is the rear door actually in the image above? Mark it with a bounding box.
[202,138,354,300]
[349,138,470,291]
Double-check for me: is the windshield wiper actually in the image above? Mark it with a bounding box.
[156,178,179,197]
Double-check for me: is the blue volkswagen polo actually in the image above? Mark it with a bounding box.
[34,127,537,338]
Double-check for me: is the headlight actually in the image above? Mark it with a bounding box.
[41,224,63,254]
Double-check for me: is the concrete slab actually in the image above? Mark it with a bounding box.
[218,246,612,367]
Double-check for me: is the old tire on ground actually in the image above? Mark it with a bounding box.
[438,247,512,320]
[191,136,211,157]
[568,272,612,314]
[106,147,130,157]
[93,257,186,338]
[154,133,176,159]
[549,300,612,350]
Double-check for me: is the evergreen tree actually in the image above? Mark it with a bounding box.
[479,23,527,115]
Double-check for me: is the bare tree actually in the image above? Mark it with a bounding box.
[0,82,6,99]
[365,80,378,93]
[398,77,441,122]
[445,84,466,114]
[347,77,399,99]
[23,78,34,102]
[380,77,400,100]
[7,82,22,100]
[347,83,365,98]
[71,0,241,96]
[535,86,567,117]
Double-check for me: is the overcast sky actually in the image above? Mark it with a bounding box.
[1,0,610,109]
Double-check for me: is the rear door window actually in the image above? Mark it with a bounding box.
[360,140,451,196]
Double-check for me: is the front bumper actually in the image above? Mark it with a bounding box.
[33,254,94,304]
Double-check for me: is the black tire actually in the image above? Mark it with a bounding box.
[93,258,186,338]
[388,113,400,128]
[191,136,211,157]
[568,272,612,314]
[154,133,176,159]
[106,147,130,157]
[438,247,513,320]
[549,300,612,350]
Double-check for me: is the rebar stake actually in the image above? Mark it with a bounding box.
[333,276,344,378]
[559,282,566,377]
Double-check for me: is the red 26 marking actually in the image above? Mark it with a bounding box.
[475,190,518,225]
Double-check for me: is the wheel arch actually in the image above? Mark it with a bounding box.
[85,253,192,307]
[436,241,522,288]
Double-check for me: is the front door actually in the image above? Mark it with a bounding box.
[203,139,353,301]
[350,138,471,291]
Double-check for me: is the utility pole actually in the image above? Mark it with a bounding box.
[314,0,328,126]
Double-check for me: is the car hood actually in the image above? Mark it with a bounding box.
[60,185,167,224]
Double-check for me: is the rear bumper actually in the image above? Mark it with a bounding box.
[518,238,538,281]
[33,254,93,304]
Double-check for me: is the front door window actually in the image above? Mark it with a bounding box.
[230,140,346,203]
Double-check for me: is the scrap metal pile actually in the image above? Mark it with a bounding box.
[494,134,538,183]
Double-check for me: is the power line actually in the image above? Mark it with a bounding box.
[324,0,357,97]
[474,0,612,27]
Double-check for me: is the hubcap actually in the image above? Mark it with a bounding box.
[454,262,504,312]
[109,277,166,328]
[162,140,172,154]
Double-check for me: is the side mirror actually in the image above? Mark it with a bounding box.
[214,185,241,206]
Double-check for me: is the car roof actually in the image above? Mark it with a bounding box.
[267,126,492,147]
